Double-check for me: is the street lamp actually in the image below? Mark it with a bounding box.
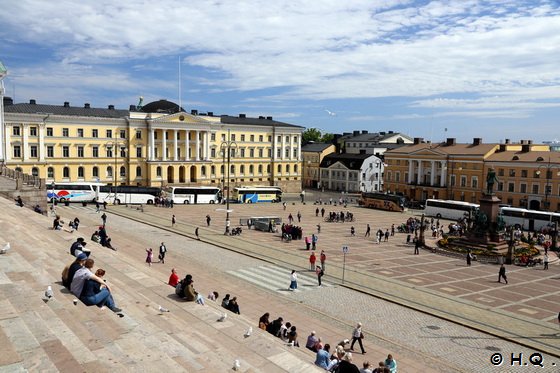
[220,129,237,234]
[536,157,560,211]
[106,134,127,204]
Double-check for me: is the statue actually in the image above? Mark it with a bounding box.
[136,96,144,111]
[486,168,499,195]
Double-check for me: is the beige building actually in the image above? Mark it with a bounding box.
[2,98,304,193]
[301,142,335,189]
[384,138,559,211]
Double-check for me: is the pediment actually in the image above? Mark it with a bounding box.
[329,161,349,170]
[149,112,211,124]
[409,148,446,157]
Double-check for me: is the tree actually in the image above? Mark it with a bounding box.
[320,133,334,143]
[302,128,322,144]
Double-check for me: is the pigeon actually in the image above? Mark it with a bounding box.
[0,242,10,254]
[44,286,54,300]
[233,359,240,371]
[217,313,227,322]
[244,326,252,338]
[158,305,170,313]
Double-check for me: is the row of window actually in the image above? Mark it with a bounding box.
[320,170,359,180]
[498,168,556,179]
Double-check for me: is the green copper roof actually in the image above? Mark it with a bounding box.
[0,61,7,77]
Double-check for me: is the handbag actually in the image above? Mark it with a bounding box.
[359,332,364,339]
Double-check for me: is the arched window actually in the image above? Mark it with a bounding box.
[78,166,84,178]
[120,166,126,177]
[286,164,290,173]
[249,165,254,174]
[136,166,142,177]
[220,165,224,174]
[92,166,99,178]
[31,167,39,177]
[201,166,207,176]
[277,164,282,173]
[15,167,23,172]
[294,164,298,173]
[267,165,271,173]
[230,165,235,174]
[63,166,70,178]
[240,165,245,174]
[156,166,162,177]
[211,165,216,175]
[258,165,263,174]
[47,167,54,178]
[107,166,113,178]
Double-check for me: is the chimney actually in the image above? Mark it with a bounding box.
[362,130,368,134]
[266,116,273,120]
[108,105,115,110]
[129,104,136,111]
[473,138,482,146]
[84,103,90,109]
[239,113,246,118]
[353,130,360,136]
[3,97,13,106]
[413,137,424,144]
[522,144,531,152]
[258,116,265,119]
[388,130,394,134]
[380,131,386,135]
[191,109,198,115]
[446,138,456,146]
[63,102,70,108]
[207,111,213,116]
[29,99,36,105]
[505,138,510,144]
[528,140,533,145]
[520,140,527,145]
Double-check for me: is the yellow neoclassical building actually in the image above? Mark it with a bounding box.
[2,98,305,192]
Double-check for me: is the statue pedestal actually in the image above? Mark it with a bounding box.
[480,194,502,242]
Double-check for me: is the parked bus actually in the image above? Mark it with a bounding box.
[500,207,560,231]
[423,199,479,220]
[164,186,221,204]
[47,182,104,203]
[231,186,282,203]
[98,185,161,205]
[358,192,406,212]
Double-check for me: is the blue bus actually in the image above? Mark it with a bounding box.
[232,186,282,203]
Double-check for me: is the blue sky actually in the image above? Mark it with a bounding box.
[1,0,559,143]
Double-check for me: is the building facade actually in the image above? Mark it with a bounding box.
[2,98,305,193]
[384,137,560,211]
[343,131,413,155]
[301,142,336,189]
[319,153,384,193]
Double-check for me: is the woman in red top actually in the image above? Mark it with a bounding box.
[309,252,316,270]
[168,268,179,287]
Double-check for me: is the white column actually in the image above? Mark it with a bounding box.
[430,160,436,186]
[184,130,190,160]
[204,131,209,160]
[22,124,28,161]
[39,124,45,162]
[289,135,294,160]
[273,135,277,161]
[4,124,10,161]
[440,161,447,186]
[297,135,301,160]
[408,159,413,183]
[281,134,286,160]
[149,128,154,161]
[162,130,167,161]
[195,130,200,161]
[418,160,424,184]
[173,130,178,161]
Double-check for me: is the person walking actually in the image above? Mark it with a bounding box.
[289,270,298,291]
[316,266,324,286]
[297,211,302,223]
[350,322,366,354]
[309,252,316,271]
[95,200,100,213]
[195,227,200,240]
[365,224,371,238]
[544,253,549,270]
[101,213,107,227]
[498,264,508,284]
[414,239,420,255]
[320,250,326,271]
[171,214,176,227]
[315,208,319,217]
[158,242,167,264]
[321,207,325,218]
[146,248,153,267]
[206,214,211,226]
[466,250,472,266]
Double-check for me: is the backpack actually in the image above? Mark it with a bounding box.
[175,281,183,296]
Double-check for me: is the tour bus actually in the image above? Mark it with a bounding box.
[165,186,221,204]
[231,186,282,203]
[47,182,105,203]
[98,185,162,205]
[423,199,479,220]
[499,207,560,231]
[358,192,407,212]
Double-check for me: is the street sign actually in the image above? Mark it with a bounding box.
[342,245,349,254]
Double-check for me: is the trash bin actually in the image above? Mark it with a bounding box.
[64,201,70,207]
[82,202,87,207]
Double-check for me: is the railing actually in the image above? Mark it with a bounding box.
[0,164,43,189]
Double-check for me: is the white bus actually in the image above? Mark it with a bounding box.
[98,186,162,205]
[165,186,220,204]
[47,182,105,203]
[423,199,479,220]
[500,207,560,231]
[231,186,282,203]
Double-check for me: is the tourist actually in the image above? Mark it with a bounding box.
[350,322,366,354]
[315,344,331,369]
[61,252,87,289]
[101,213,107,226]
[171,214,176,227]
[221,294,230,308]
[287,325,299,347]
[337,353,360,373]
[544,253,549,270]
[14,196,24,207]
[259,312,270,330]
[320,250,326,270]
[372,361,386,373]
[145,248,153,266]
[267,317,283,337]
[206,214,211,226]
[384,354,397,373]
[466,250,472,266]
[498,264,508,284]
[53,215,63,230]
[289,270,298,291]
[168,268,179,287]
[227,296,240,314]
[360,361,374,373]
[365,224,371,237]
[316,265,324,286]
[305,331,318,351]
[309,252,316,270]
[158,242,167,264]
[73,259,122,313]
[207,291,219,301]
[195,227,200,239]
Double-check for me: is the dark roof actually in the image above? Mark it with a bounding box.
[4,101,128,118]
[320,153,377,170]
[301,143,334,152]
[219,115,304,128]
[141,99,184,114]
[345,132,412,143]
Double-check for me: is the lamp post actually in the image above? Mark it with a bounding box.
[0,61,7,163]
[220,129,237,234]
[106,134,127,204]
[536,157,560,211]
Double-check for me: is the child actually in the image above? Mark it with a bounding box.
[207,291,219,301]
[146,248,153,266]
